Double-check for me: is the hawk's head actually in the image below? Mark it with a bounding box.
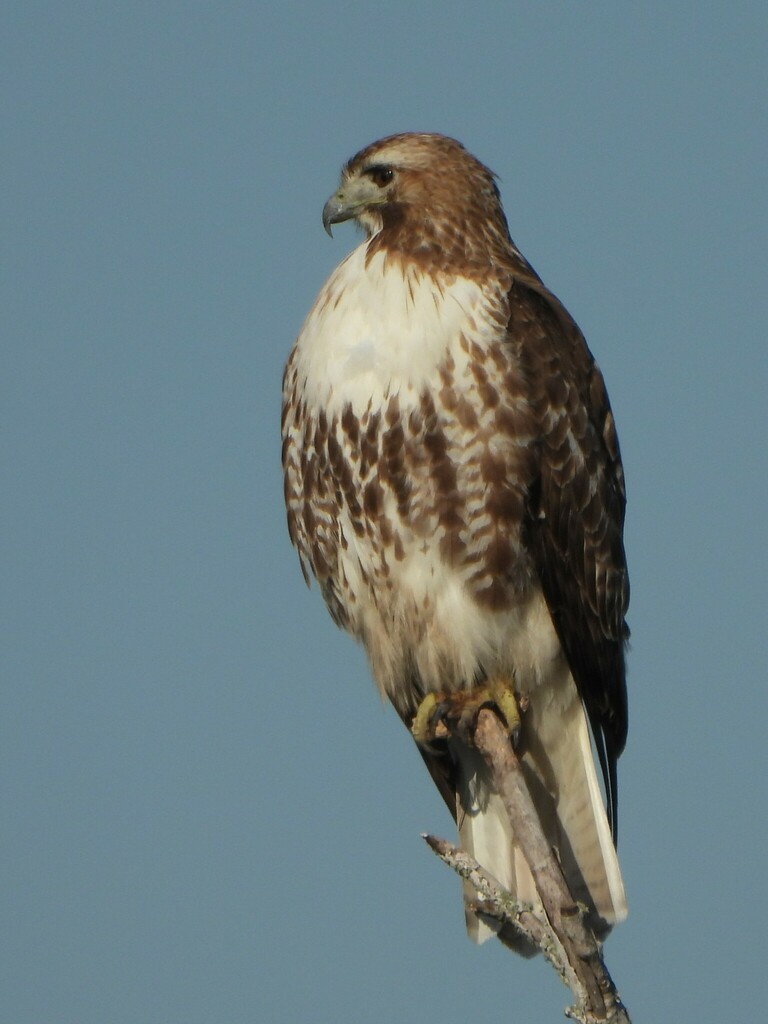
[322,133,513,274]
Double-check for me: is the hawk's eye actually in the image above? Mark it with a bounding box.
[365,165,394,188]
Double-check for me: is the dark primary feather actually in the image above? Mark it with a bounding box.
[508,269,629,838]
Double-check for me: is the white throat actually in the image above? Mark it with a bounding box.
[292,243,498,417]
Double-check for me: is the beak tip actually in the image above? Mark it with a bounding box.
[322,196,338,238]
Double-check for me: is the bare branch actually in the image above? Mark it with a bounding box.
[422,834,579,990]
[423,708,630,1024]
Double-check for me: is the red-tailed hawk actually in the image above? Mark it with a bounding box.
[281,133,628,952]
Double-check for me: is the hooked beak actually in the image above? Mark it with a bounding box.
[321,194,350,237]
[321,176,386,236]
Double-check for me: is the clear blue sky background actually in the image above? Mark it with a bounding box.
[3,3,766,1022]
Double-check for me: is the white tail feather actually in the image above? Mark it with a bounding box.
[452,685,626,950]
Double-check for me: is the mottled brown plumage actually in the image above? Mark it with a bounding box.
[282,133,629,950]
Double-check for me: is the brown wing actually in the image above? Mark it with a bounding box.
[509,270,629,840]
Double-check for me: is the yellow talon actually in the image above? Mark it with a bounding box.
[487,677,522,742]
[411,692,440,744]
[410,681,523,747]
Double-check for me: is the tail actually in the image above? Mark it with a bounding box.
[452,692,627,954]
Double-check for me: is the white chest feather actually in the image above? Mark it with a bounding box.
[286,239,563,704]
[292,243,499,417]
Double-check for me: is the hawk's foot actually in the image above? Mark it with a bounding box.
[411,692,443,745]
[485,677,523,747]
[410,679,524,747]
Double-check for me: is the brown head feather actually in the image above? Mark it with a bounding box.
[336,133,518,278]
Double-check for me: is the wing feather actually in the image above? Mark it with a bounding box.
[507,271,629,838]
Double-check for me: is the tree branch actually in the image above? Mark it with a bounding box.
[422,834,579,990]
[423,708,630,1024]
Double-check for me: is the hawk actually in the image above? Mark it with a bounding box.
[281,133,628,952]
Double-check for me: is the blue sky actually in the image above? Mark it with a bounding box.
[3,3,767,1022]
